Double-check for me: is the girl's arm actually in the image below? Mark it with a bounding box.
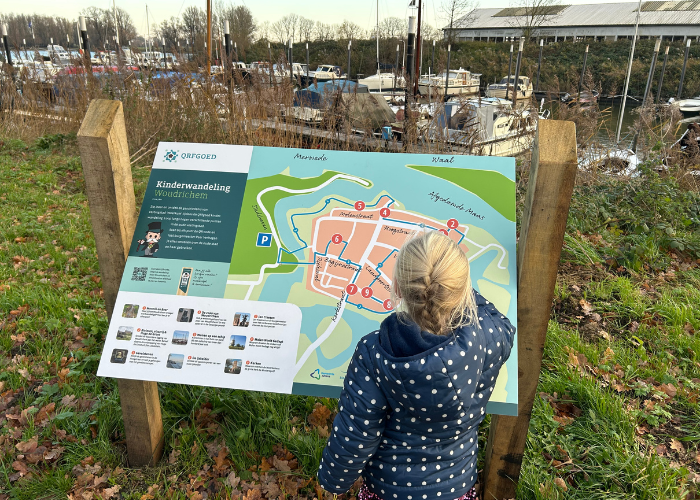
[318,339,388,494]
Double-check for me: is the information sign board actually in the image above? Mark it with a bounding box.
[96,142,519,415]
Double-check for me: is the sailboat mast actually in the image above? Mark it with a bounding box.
[113,0,120,47]
[146,4,150,57]
[376,0,380,75]
[206,0,212,75]
[414,0,422,95]
[616,0,643,144]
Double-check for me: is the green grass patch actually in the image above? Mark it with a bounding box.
[1,137,698,498]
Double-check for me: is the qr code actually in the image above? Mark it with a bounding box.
[131,267,148,282]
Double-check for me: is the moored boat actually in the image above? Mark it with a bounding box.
[418,68,480,97]
[485,75,533,100]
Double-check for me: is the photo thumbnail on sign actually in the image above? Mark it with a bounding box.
[122,304,139,318]
[166,353,185,369]
[116,326,133,341]
[229,335,247,350]
[224,359,243,374]
[110,349,128,364]
[177,308,194,322]
[232,312,250,327]
[171,330,189,345]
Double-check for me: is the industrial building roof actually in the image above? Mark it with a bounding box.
[450,1,700,30]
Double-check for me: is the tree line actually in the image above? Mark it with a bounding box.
[0,4,446,62]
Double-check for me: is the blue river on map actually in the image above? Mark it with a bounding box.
[247,147,517,371]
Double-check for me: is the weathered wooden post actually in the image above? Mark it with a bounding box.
[482,119,578,499]
[77,99,165,468]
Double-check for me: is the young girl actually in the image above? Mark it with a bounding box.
[318,231,515,500]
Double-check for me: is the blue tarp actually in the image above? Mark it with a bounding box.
[293,80,369,108]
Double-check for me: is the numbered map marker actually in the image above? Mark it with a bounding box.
[345,284,358,295]
[383,299,393,311]
[361,287,373,298]
[331,233,343,244]
[439,229,449,236]
[354,201,365,211]
[447,218,459,229]
[380,207,391,217]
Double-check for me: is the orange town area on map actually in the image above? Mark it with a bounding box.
[285,195,470,314]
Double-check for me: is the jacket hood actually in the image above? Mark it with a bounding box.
[372,310,485,422]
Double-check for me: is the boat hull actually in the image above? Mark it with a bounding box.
[485,88,533,99]
[418,84,479,97]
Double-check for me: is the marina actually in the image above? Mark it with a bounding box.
[0,1,698,169]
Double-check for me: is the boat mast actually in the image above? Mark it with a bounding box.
[377,0,381,91]
[113,0,120,48]
[146,4,150,58]
[616,0,643,144]
[413,0,422,95]
[206,0,212,76]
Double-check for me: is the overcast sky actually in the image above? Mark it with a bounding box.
[14,0,625,36]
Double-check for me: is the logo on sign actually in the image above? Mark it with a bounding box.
[310,368,321,380]
[164,150,178,163]
[256,233,272,247]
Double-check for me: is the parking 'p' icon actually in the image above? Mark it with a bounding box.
[256,233,272,247]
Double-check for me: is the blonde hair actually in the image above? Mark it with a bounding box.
[392,231,477,335]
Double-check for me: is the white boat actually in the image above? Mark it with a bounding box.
[674,97,700,116]
[485,75,533,100]
[47,44,71,67]
[418,68,480,97]
[358,72,405,91]
[427,97,538,156]
[310,65,345,82]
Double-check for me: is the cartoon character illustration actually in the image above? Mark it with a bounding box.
[136,221,164,258]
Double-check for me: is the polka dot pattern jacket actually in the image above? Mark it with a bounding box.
[318,292,515,500]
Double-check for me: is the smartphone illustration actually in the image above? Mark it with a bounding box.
[177,268,193,296]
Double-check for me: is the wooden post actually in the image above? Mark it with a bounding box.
[77,99,165,467]
[482,120,578,499]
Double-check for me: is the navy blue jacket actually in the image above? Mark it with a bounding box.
[318,292,515,499]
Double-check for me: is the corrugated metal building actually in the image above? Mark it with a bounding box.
[446,1,700,41]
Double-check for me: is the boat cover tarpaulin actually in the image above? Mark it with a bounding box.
[293,80,369,109]
[343,93,396,129]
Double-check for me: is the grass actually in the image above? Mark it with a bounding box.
[0,135,699,499]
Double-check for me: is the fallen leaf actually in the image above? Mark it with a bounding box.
[214,446,231,471]
[656,444,668,456]
[12,460,29,475]
[35,402,56,423]
[102,485,121,499]
[15,437,38,453]
[226,471,241,488]
[272,456,291,472]
[659,384,677,398]
[579,299,594,315]
[25,446,47,464]
[259,457,272,472]
[670,439,685,453]
[308,402,331,428]
[44,447,64,461]
[553,415,575,427]
[554,477,568,491]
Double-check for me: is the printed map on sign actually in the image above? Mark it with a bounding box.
[224,148,517,415]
